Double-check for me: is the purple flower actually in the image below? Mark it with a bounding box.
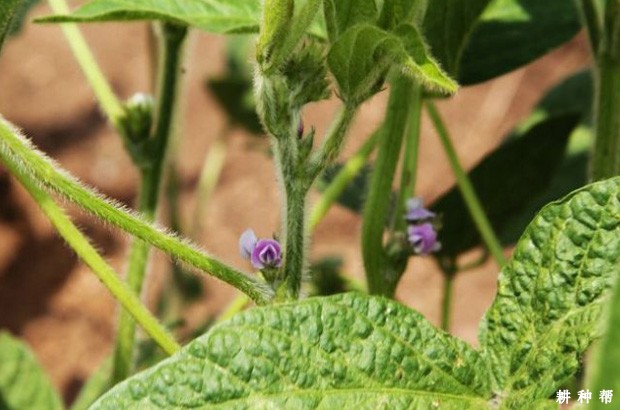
[405,198,435,223]
[408,223,441,255]
[239,229,282,269]
[251,239,282,269]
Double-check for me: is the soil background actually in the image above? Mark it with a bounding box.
[0,2,590,405]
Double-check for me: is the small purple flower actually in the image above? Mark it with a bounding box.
[405,197,435,223]
[251,239,282,269]
[408,223,441,255]
[239,229,282,269]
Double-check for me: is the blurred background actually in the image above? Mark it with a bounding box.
[0,2,590,404]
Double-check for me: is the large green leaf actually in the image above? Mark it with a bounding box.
[0,0,22,54]
[37,0,262,34]
[590,261,620,410]
[421,0,492,76]
[327,24,457,104]
[480,177,620,404]
[459,0,581,85]
[91,293,491,409]
[0,331,63,410]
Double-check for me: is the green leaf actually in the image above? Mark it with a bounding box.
[421,0,492,76]
[0,0,22,54]
[480,177,620,404]
[432,114,579,257]
[590,263,620,410]
[37,0,262,34]
[91,293,491,409]
[327,24,457,104]
[323,0,379,41]
[0,331,63,410]
[459,0,581,85]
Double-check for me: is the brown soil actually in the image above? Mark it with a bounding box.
[0,3,590,405]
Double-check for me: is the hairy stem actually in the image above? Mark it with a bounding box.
[280,180,307,299]
[309,130,379,231]
[46,0,123,124]
[112,23,188,384]
[0,116,273,304]
[0,122,180,356]
[592,0,620,180]
[362,75,414,296]
[426,101,508,267]
[307,106,358,180]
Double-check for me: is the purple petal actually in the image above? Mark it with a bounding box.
[251,239,282,269]
[408,223,440,255]
[405,197,435,222]
[239,229,258,260]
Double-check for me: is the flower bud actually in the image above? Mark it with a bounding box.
[118,93,154,143]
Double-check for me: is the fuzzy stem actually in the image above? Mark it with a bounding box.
[46,0,123,125]
[280,180,307,300]
[592,0,620,180]
[309,130,379,231]
[426,101,508,267]
[112,23,188,384]
[0,123,180,356]
[0,116,273,304]
[307,106,358,180]
[362,75,415,296]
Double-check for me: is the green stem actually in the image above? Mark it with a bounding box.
[592,0,620,180]
[392,83,423,233]
[441,272,455,332]
[0,116,273,304]
[309,130,379,231]
[112,23,188,384]
[307,106,358,180]
[362,75,414,296]
[46,0,123,125]
[577,0,603,54]
[426,101,508,267]
[280,180,307,300]
[0,122,179,355]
